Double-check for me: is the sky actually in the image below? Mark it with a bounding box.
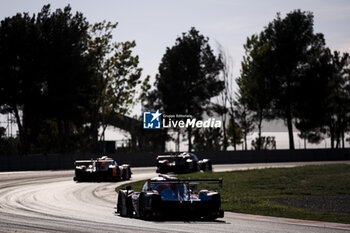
[1,1,349,115]
[1,0,350,149]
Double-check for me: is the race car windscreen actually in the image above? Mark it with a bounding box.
[142,181,189,201]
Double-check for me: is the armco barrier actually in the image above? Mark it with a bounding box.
[0,148,349,172]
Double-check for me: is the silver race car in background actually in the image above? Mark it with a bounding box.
[156,152,212,174]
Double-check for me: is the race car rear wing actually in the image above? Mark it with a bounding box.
[74,158,114,165]
[148,178,223,188]
[156,155,181,159]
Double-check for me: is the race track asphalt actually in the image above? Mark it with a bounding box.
[0,161,350,233]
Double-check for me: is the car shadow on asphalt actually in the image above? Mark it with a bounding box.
[150,219,228,224]
[114,212,229,224]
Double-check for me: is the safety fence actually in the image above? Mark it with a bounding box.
[0,148,349,171]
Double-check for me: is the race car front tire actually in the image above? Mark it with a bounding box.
[203,161,212,172]
[159,166,167,174]
[139,193,151,219]
[117,191,123,214]
[117,190,133,217]
[123,168,131,180]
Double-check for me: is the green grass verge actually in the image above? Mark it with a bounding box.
[116,164,350,224]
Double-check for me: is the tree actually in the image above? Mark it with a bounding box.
[226,117,243,148]
[234,92,255,150]
[325,51,350,148]
[0,12,37,154]
[88,21,142,152]
[294,47,333,148]
[153,27,223,151]
[193,128,223,152]
[245,10,330,150]
[216,44,236,151]
[237,34,274,150]
[141,77,170,152]
[35,5,93,152]
[227,80,240,151]
[0,5,143,154]
[0,5,93,153]
[251,136,276,150]
[0,126,19,155]
[294,49,350,149]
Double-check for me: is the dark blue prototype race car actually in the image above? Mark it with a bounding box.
[116,175,224,220]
